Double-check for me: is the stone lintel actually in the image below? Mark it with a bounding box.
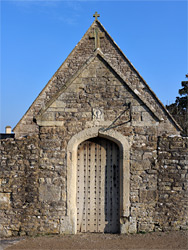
[36,120,64,126]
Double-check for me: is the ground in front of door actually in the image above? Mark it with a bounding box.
[1,231,187,249]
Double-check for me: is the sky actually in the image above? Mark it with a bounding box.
[0,0,187,133]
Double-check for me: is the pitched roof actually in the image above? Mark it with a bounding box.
[13,19,182,134]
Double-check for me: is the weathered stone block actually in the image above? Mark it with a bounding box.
[143,152,153,160]
[0,224,12,237]
[128,216,137,233]
[0,193,11,209]
[39,184,61,202]
[139,190,158,203]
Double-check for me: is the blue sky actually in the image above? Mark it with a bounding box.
[1,0,187,133]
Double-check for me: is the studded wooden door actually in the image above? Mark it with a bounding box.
[77,137,120,233]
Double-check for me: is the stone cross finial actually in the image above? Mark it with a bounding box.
[89,28,105,50]
[93,11,100,20]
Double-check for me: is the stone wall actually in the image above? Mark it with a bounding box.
[155,136,188,231]
[0,135,66,237]
[0,135,187,237]
[130,135,188,233]
[0,136,40,237]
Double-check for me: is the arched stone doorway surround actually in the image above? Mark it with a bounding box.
[67,127,130,234]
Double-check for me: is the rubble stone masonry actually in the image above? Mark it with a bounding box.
[0,135,187,237]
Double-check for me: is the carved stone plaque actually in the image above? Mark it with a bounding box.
[92,108,104,121]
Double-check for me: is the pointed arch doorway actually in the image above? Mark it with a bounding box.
[77,137,120,233]
[67,128,130,234]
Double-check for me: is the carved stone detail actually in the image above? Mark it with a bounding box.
[92,108,104,121]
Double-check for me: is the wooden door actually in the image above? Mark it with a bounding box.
[77,137,120,233]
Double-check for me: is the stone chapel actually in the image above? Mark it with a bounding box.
[0,13,187,237]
